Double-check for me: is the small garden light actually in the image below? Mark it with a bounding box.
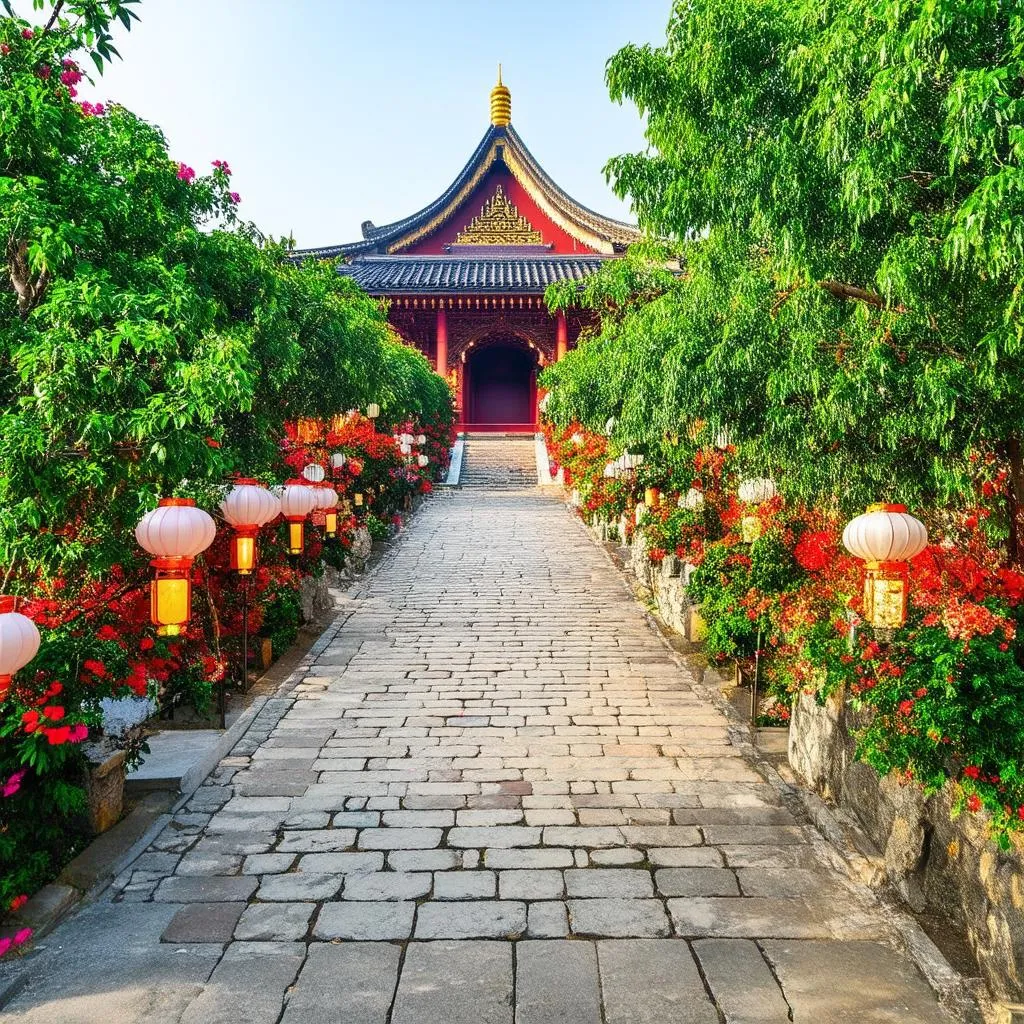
[135,498,216,636]
[842,504,928,628]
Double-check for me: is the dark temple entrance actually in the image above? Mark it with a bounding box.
[464,341,537,431]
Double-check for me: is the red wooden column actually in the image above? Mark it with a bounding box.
[436,307,448,376]
[556,311,568,361]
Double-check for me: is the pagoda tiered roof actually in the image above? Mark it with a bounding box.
[292,74,641,296]
[336,254,607,295]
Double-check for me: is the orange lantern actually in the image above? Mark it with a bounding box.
[842,504,928,628]
[220,480,280,574]
[135,498,216,636]
[0,596,41,700]
[277,480,318,555]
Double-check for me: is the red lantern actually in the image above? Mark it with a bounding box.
[221,480,280,574]
[135,498,216,636]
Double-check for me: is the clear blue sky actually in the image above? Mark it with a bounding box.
[73,0,671,248]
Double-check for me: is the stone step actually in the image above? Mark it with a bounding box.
[461,435,538,488]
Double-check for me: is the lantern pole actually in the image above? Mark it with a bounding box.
[241,575,250,695]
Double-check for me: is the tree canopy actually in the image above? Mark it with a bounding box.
[542,0,1024,543]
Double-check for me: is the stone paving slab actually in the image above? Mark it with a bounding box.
[1,491,959,1023]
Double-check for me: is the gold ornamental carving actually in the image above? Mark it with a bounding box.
[455,185,542,245]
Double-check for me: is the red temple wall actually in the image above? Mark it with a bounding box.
[399,169,601,256]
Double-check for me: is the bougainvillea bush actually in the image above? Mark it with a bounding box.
[0,0,454,916]
[547,427,1024,846]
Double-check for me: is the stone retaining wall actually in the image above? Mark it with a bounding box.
[588,512,1024,1007]
[789,688,1024,1006]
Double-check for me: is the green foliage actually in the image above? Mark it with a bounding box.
[259,587,302,661]
[542,0,1024,531]
[0,0,454,913]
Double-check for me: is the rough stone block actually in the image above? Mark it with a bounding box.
[314,901,415,941]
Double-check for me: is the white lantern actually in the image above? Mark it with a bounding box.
[715,427,733,449]
[277,481,319,555]
[135,500,217,560]
[302,463,326,483]
[315,486,339,511]
[220,479,281,574]
[603,463,615,478]
[605,417,616,436]
[221,480,280,530]
[135,499,217,636]
[738,478,777,504]
[416,434,426,446]
[417,454,429,468]
[330,452,347,471]
[680,488,705,510]
[0,597,41,698]
[842,504,928,628]
[399,433,414,447]
[366,403,380,419]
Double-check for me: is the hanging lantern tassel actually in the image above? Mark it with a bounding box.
[842,504,928,629]
[0,596,41,700]
[278,480,318,556]
[221,480,280,575]
[136,499,216,636]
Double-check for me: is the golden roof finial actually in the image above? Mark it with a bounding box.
[490,65,511,126]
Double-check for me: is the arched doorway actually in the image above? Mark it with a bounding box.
[463,338,537,431]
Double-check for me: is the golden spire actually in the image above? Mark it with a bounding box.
[490,64,511,126]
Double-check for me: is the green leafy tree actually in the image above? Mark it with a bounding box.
[543,0,1024,547]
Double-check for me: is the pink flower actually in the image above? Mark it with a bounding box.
[212,159,232,175]
[177,162,196,182]
[69,723,89,742]
[60,67,83,87]
[80,101,97,117]
[37,64,51,79]
[21,28,33,39]
[1,43,10,56]
[13,929,31,945]
[0,938,11,957]
[228,192,240,204]
[67,84,77,98]
[2,770,26,798]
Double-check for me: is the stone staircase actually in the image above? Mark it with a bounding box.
[461,433,538,488]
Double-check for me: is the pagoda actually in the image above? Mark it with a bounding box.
[296,70,641,432]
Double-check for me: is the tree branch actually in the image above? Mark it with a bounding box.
[818,280,908,313]
[42,0,67,35]
[7,238,50,317]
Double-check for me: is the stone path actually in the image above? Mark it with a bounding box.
[2,491,957,1023]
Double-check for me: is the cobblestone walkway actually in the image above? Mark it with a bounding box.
[3,491,957,1023]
